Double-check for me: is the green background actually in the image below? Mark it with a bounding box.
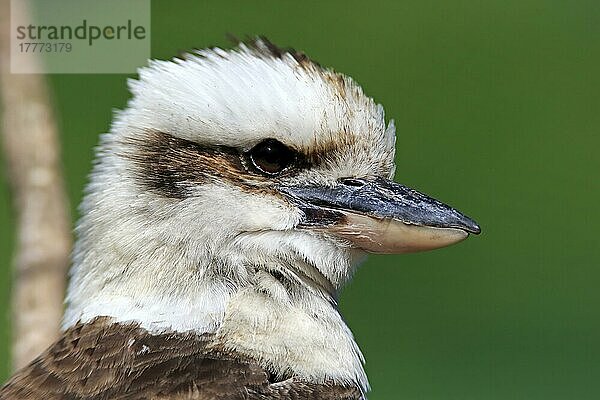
[1,1,599,398]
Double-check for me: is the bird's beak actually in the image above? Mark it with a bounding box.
[279,177,480,254]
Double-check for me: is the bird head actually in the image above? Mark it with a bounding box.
[74,39,478,291]
[66,39,479,334]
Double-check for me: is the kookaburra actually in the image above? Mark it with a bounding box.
[0,38,480,399]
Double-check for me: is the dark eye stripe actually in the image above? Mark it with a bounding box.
[119,131,313,199]
[119,130,369,200]
[120,131,261,198]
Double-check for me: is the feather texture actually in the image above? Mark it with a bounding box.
[0,318,363,400]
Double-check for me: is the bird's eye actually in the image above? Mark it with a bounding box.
[248,139,296,175]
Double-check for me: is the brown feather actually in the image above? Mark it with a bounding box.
[0,318,362,400]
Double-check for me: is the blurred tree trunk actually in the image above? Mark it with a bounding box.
[0,0,71,370]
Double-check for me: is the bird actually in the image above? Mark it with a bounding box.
[0,38,480,399]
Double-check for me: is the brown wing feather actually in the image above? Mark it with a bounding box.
[0,318,362,400]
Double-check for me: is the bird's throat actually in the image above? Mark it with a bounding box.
[64,257,368,392]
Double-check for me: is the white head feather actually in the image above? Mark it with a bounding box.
[64,39,397,392]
